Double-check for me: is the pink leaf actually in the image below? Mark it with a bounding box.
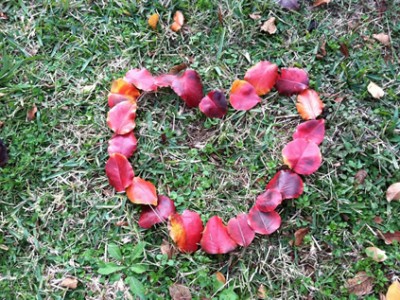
[107,101,137,135]
[200,216,238,254]
[244,61,278,96]
[105,153,134,192]
[107,132,138,158]
[293,119,325,145]
[229,79,261,111]
[138,195,176,229]
[275,67,309,95]
[126,177,158,206]
[199,90,227,119]
[256,189,283,212]
[171,70,204,107]
[248,206,281,235]
[266,170,304,199]
[296,89,324,120]
[125,68,157,91]
[227,213,255,247]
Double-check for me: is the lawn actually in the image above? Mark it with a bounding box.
[0,0,399,299]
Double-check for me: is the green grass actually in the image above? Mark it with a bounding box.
[0,0,399,299]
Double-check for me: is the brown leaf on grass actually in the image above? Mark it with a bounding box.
[334,97,345,103]
[313,0,331,6]
[257,284,267,299]
[316,40,327,59]
[365,246,387,262]
[170,63,189,74]
[0,12,8,20]
[169,284,192,300]
[294,227,310,246]
[355,170,368,184]
[346,271,374,296]
[218,6,224,26]
[367,82,385,99]
[339,43,349,57]
[386,182,400,202]
[373,216,383,224]
[115,220,128,227]
[214,272,226,284]
[148,13,159,30]
[60,277,78,289]
[249,13,261,20]
[160,239,175,259]
[379,231,400,244]
[260,17,277,34]
[27,104,37,121]
[373,33,390,46]
[387,281,400,300]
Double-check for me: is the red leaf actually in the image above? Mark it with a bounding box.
[107,101,137,135]
[282,138,322,175]
[171,69,204,107]
[229,79,261,111]
[248,206,281,235]
[293,119,325,145]
[199,90,227,119]
[256,189,283,212]
[108,94,133,108]
[227,213,255,247]
[266,170,304,199]
[169,210,203,253]
[296,89,324,120]
[138,195,176,229]
[126,177,158,206]
[111,78,141,98]
[275,67,309,95]
[200,216,237,254]
[105,153,134,192]
[244,61,278,96]
[107,132,138,158]
[154,74,177,88]
[125,68,157,91]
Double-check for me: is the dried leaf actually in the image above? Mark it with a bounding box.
[249,13,262,20]
[318,40,327,57]
[373,33,390,46]
[169,284,192,300]
[373,216,383,224]
[60,277,78,289]
[169,63,188,74]
[294,227,309,246]
[0,139,8,168]
[339,43,349,57]
[27,104,37,121]
[171,11,184,32]
[354,170,368,184]
[0,12,8,20]
[365,246,387,262]
[148,13,159,30]
[313,0,331,6]
[386,182,400,202]
[346,271,374,296]
[160,239,175,259]
[260,17,277,34]
[387,281,400,300]
[214,272,226,284]
[218,6,224,25]
[367,81,385,99]
[379,231,400,244]
[257,285,267,299]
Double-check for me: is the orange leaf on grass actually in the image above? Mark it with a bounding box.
[199,90,227,119]
[169,210,203,253]
[275,67,309,96]
[125,68,157,91]
[387,281,400,300]
[244,61,278,96]
[282,138,322,175]
[107,100,137,135]
[170,11,184,32]
[148,13,159,30]
[248,206,281,235]
[266,170,304,199]
[256,189,283,212]
[227,213,255,247]
[108,132,137,158]
[139,195,176,229]
[126,177,158,206]
[229,79,261,111]
[379,231,400,244]
[200,216,237,254]
[293,119,325,145]
[171,69,204,108]
[111,78,141,98]
[296,89,324,120]
[105,153,134,192]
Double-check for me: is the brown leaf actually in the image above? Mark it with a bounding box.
[257,284,267,299]
[346,271,374,296]
[318,40,327,58]
[115,220,128,227]
[60,277,78,289]
[367,82,385,99]
[169,284,192,300]
[339,43,349,57]
[294,227,309,246]
[379,231,400,244]
[386,182,400,202]
[214,272,226,284]
[365,246,387,262]
[373,216,383,224]
[170,63,189,74]
[260,17,277,34]
[313,0,331,6]
[218,6,224,25]
[373,33,390,46]
[334,97,345,103]
[355,170,368,184]
[249,13,262,20]
[160,239,175,259]
[387,281,400,300]
[0,12,8,20]
[27,104,37,121]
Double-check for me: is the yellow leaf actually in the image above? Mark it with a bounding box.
[148,13,159,30]
[367,82,385,99]
[387,281,400,300]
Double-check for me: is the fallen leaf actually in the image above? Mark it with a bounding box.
[365,246,387,262]
[108,132,137,158]
[317,40,327,58]
[379,231,400,244]
[376,0,388,17]
[199,90,227,119]
[294,227,310,246]
[0,12,8,20]
[293,119,325,145]
[386,182,400,202]
[0,121,3,127]
[0,139,8,167]
[296,89,324,120]
[278,0,300,10]
[367,81,385,99]
[373,33,390,46]
[266,170,304,199]
[169,284,192,300]
[60,277,78,289]
[126,177,158,206]
[247,206,281,235]
[275,67,309,96]
[160,239,175,259]
[171,69,204,108]
[170,63,189,74]
[334,97,344,103]
[249,13,261,20]
[200,216,238,254]
[260,17,277,34]
[229,79,261,111]
[373,216,383,224]
[125,68,157,91]
[339,43,349,57]
[313,0,331,7]
[107,100,137,134]
[171,11,184,32]
[148,13,159,30]
[169,210,203,253]
[354,170,368,184]
[387,281,400,300]
[215,272,226,284]
[138,195,176,228]
[115,220,129,227]
[244,61,278,96]
[256,189,282,212]
[105,153,134,192]
[27,104,37,121]
[218,5,224,25]
[227,213,255,247]
[346,271,374,296]
[257,284,267,299]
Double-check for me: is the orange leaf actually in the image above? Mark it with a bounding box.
[296,89,324,120]
[386,182,400,202]
[111,78,140,98]
[244,61,278,96]
[229,79,261,111]
[148,13,159,30]
[215,272,226,284]
[105,153,134,192]
[107,100,137,135]
[171,11,184,32]
[379,231,400,244]
[126,177,158,206]
[387,281,400,300]
[27,104,37,121]
[294,227,309,246]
